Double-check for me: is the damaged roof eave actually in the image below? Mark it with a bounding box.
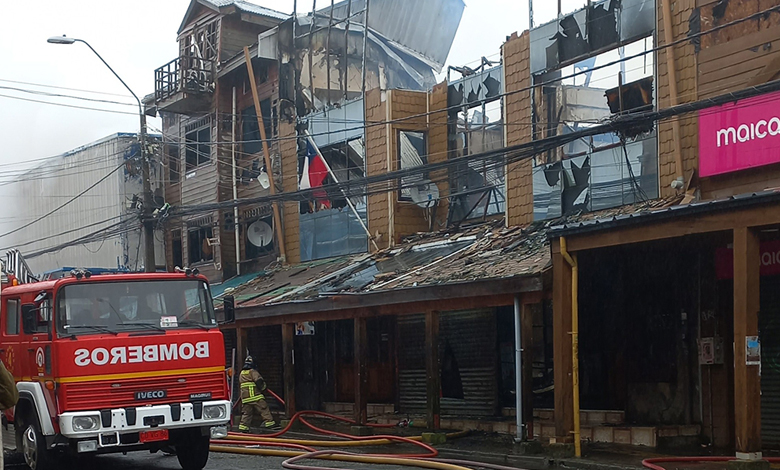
[232,274,544,324]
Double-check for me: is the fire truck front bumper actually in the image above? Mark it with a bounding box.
[58,400,231,443]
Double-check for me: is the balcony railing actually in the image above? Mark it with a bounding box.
[154,55,215,103]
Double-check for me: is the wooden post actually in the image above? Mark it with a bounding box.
[354,317,368,425]
[282,323,296,418]
[236,326,248,363]
[552,239,574,441]
[733,226,762,456]
[426,310,441,430]
[521,302,535,436]
[243,46,286,262]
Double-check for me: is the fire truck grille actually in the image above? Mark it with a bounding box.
[60,371,227,411]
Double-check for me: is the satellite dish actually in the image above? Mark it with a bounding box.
[247,220,274,247]
[409,181,439,209]
[257,171,270,189]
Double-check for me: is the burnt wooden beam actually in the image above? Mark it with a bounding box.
[552,240,574,441]
[732,226,762,455]
[425,310,441,430]
[234,276,543,324]
[562,202,780,253]
[354,317,368,425]
[282,323,296,418]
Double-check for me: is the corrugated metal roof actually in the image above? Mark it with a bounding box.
[207,0,289,20]
[548,190,780,237]
[316,0,465,71]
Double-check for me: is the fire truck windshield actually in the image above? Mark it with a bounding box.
[56,280,215,335]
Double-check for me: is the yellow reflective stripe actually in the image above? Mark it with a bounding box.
[57,366,224,384]
[242,395,264,403]
[240,382,254,388]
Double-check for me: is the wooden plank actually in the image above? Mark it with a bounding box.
[234,277,542,322]
[521,302,535,434]
[699,40,780,76]
[552,241,574,440]
[732,226,761,453]
[282,323,296,418]
[699,48,780,85]
[235,294,520,329]
[747,54,780,85]
[425,310,441,430]
[354,317,369,425]
[564,202,780,253]
[699,26,780,63]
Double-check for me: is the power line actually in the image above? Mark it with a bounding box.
[0,92,139,116]
[0,158,132,240]
[0,78,132,98]
[0,85,137,107]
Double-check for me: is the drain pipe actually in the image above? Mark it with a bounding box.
[514,295,524,442]
[559,237,580,457]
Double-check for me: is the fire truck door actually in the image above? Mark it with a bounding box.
[1,297,24,379]
[21,301,52,380]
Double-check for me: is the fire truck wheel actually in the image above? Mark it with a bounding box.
[19,420,53,470]
[175,430,210,470]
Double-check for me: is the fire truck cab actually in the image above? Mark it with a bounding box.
[0,257,231,470]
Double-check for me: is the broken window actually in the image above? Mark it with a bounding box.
[299,137,367,262]
[447,64,506,222]
[530,20,658,219]
[241,100,273,157]
[185,117,211,169]
[188,225,214,264]
[398,130,428,202]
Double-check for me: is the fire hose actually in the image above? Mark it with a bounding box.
[214,389,526,470]
[642,456,780,470]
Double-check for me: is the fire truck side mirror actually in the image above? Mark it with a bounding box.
[222,295,235,324]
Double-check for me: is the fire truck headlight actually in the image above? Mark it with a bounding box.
[203,404,227,420]
[72,416,100,431]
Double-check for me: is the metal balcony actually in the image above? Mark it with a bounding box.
[154,55,215,114]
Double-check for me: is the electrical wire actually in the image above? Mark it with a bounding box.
[0,159,132,240]
[0,85,137,107]
[0,92,139,116]
[0,77,133,98]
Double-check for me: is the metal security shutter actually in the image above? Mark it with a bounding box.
[440,309,498,417]
[396,310,499,417]
[761,275,780,448]
[398,314,426,414]
[248,325,284,397]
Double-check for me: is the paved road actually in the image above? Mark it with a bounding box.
[4,448,418,470]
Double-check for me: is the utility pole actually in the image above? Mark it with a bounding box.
[48,36,156,272]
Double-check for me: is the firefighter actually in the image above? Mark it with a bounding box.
[238,356,280,432]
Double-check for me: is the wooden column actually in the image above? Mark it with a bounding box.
[552,239,574,440]
[426,310,441,430]
[354,317,369,425]
[521,302,535,435]
[282,323,296,418]
[236,327,248,363]
[733,226,762,455]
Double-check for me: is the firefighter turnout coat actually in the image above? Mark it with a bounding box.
[239,368,266,404]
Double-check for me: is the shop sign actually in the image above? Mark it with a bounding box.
[699,90,780,177]
[715,239,780,279]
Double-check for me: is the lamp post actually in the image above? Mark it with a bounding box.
[48,35,156,272]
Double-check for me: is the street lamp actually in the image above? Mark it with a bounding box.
[48,35,156,273]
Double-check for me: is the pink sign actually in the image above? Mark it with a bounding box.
[715,239,780,280]
[699,90,780,177]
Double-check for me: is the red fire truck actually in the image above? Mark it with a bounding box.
[0,255,232,470]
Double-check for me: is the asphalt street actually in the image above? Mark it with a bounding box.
[4,449,418,470]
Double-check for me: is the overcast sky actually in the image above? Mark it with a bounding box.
[0,0,571,169]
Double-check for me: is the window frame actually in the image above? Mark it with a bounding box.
[396,129,429,202]
[5,298,20,335]
[187,225,215,265]
[185,125,212,170]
